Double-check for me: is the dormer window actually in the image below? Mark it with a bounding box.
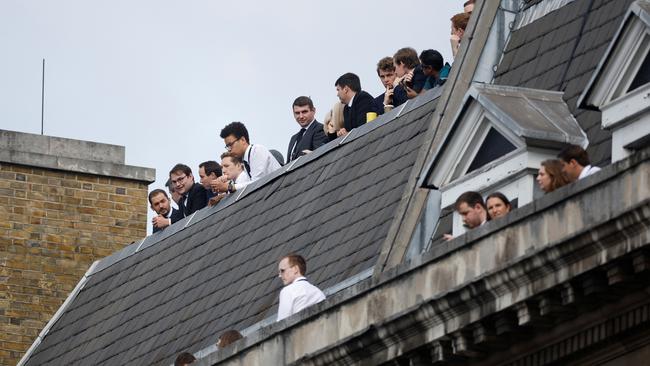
[579,1,650,162]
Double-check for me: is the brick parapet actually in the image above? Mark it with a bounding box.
[0,162,149,366]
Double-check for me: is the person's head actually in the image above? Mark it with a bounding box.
[220,122,250,158]
[198,161,222,190]
[376,57,396,89]
[174,352,196,366]
[165,178,182,203]
[278,254,307,286]
[220,152,244,180]
[464,0,475,14]
[454,191,487,229]
[537,159,570,193]
[148,189,171,216]
[486,192,511,220]
[393,47,420,77]
[451,13,470,37]
[324,100,345,135]
[292,96,316,128]
[557,145,590,182]
[335,73,361,104]
[217,330,243,348]
[169,164,195,196]
[419,49,444,77]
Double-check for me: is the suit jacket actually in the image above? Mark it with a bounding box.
[343,90,379,132]
[287,120,329,162]
[173,183,207,222]
[153,207,180,233]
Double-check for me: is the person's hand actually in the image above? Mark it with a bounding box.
[443,233,454,241]
[405,85,418,99]
[383,87,394,105]
[208,194,224,206]
[450,35,461,57]
[337,128,348,137]
[211,177,229,193]
[152,215,171,229]
[403,70,414,84]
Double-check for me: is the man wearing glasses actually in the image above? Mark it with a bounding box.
[169,163,208,220]
[276,254,325,321]
[213,121,281,194]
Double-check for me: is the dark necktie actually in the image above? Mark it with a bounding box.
[178,194,188,216]
[292,128,306,160]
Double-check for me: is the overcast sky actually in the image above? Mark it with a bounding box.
[1,0,461,228]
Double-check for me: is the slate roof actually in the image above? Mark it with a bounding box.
[21,90,438,366]
[494,0,636,165]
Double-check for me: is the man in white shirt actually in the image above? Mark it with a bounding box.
[558,145,601,182]
[209,152,251,205]
[213,121,281,193]
[276,254,325,321]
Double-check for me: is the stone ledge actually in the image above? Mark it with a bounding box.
[0,130,154,183]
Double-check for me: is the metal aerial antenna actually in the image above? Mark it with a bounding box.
[41,58,45,135]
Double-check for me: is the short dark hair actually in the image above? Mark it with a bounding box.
[165,178,175,193]
[377,56,395,75]
[218,330,243,348]
[199,160,222,177]
[335,72,361,93]
[463,0,475,6]
[292,96,314,110]
[282,254,307,275]
[220,121,250,144]
[451,13,470,30]
[220,151,243,165]
[419,49,444,71]
[170,163,192,177]
[174,352,196,366]
[454,191,486,211]
[393,47,420,69]
[557,145,590,167]
[148,189,169,205]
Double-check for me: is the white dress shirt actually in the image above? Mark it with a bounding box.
[277,276,326,321]
[579,164,601,179]
[235,144,281,191]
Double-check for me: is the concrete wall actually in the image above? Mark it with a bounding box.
[0,129,154,366]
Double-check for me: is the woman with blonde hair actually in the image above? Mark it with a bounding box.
[323,101,345,141]
[537,159,570,193]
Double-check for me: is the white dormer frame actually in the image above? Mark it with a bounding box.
[579,1,650,161]
[430,102,524,189]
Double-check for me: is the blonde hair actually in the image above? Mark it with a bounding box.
[323,101,345,135]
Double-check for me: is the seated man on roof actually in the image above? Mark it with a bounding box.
[213,122,281,194]
[392,47,427,106]
[444,191,488,241]
[334,72,379,137]
[277,254,325,321]
[198,160,222,204]
[373,56,397,115]
[170,163,208,220]
[419,49,451,90]
[149,188,179,233]
[208,152,251,205]
[287,96,328,163]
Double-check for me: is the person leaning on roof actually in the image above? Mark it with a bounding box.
[276,254,325,321]
[444,191,488,241]
[557,144,601,183]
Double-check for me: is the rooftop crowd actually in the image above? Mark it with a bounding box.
[153,1,600,364]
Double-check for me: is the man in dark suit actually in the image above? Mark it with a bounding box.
[169,163,208,221]
[149,189,178,233]
[287,96,329,162]
[335,72,379,137]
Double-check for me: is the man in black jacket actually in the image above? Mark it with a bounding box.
[334,72,379,137]
[169,163,208,221]
[287,96,329,162]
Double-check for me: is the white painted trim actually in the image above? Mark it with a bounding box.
[611,113,650,161]
[601,82,650,128]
